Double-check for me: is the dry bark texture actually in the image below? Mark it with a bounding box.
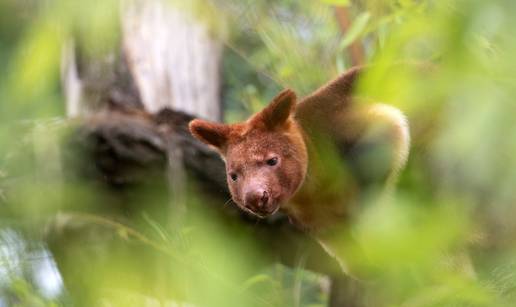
[123,0,222,120]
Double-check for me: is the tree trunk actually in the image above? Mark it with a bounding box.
[122,0,222,121]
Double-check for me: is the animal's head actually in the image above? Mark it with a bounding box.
[189,89,308,218]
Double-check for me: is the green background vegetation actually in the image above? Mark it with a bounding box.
[1,0,516,306]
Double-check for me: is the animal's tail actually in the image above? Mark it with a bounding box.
[367,104,411,193]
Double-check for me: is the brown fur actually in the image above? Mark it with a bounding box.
[190,90,308,217]
[189,66,410,272]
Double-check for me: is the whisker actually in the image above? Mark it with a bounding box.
[223,197,233,208]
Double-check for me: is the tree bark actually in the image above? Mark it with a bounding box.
[122,0,222,121]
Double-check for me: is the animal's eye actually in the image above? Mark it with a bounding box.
[266,157,278,166]
[229,173,238,181]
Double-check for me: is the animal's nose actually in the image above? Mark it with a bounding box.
[261,190,269,205]
[244,190,269,211]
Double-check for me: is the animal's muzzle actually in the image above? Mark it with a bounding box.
[244,189,276,216]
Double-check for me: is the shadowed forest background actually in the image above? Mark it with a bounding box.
[1,0,516,306]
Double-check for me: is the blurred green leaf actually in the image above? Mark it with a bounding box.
[1,0,516,306]
[339,12,371,50]
[319,0,350,6]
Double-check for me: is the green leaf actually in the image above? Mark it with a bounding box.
[336,54,347,73]
[319,0,350,6]
[339,12,371,50]
[241,274,274,290]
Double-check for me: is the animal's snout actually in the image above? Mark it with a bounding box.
[261,190,269,205]
[244,189,273,215]
[244,189,268,209]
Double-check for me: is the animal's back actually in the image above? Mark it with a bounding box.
[295,66,363,131]
[287,66,410,231]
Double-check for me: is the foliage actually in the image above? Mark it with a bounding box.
[1,0,516,306]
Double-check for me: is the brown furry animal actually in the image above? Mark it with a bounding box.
[189,66,410,274]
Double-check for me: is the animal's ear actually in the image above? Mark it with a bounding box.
[251,89,297,129]
[189,119,230,151]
